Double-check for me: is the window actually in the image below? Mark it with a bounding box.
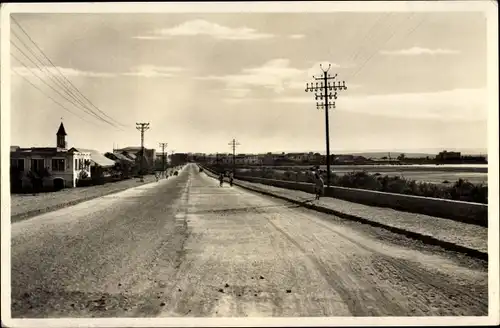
[75,159,78,169]
[11,159,25,171]
[52,159,65,172]
[79,159,83,170]
[30,159,44,172]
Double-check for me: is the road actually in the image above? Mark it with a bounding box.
[11,164,488,318]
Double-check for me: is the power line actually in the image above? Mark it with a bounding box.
[10,43,119,128]
[228,139,240,175]
[11,67,95,125]
[11,16,126,129]
[10,43,114,127]
[11,16,123,125]
[10,52,112,126]
[347,12,395,66]
[136,123,150,181]
[10,31,100,118]
[347,13,426,81]
[159,142,168,177]
[305,64,347,187]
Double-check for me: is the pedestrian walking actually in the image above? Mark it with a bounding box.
[229,172,234,187]
[219,173,224,187]
[314,172,324,200]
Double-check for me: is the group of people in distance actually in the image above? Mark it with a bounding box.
[218,167,325,201]
[219,171,234,187]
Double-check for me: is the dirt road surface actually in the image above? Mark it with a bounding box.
[10,164,488,318]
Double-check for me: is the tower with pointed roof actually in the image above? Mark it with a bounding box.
[56,122,67,149]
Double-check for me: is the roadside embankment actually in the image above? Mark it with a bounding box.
[200,165,487,260]
[204,166,487,227]
[11,173,164,222]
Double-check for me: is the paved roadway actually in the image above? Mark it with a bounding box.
[11,164,487,318]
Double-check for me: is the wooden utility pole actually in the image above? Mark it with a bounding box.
[136,122,150,181]
[170,150,175,167]
[305,64,347,187]
[159,142,167,177]
[228,139,240,175]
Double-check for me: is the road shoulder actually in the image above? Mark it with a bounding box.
[200,167,487,260]
[10,174,164,222]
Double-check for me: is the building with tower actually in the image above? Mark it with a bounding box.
[10,122,114,191]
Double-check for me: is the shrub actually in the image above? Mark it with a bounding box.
[76,178,94,187]
[235,167,487,204]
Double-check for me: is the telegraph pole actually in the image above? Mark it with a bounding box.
[170,150,175,167]
[136,122,150,182]
[228,139,240,175]
[305,64,347,187]
[159,142,167,178]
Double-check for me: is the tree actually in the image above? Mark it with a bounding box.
[397,153,406,161]
[78,170,89,180]
[27,167,51,194]
[10,166,23,192]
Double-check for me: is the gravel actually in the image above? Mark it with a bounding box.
[10,173,166,221]
[229,178,487,254]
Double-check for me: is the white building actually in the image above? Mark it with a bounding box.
[10,122,114,190]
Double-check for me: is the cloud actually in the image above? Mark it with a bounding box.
[225,88,252,98]
[380,47,460,56]
[275,88,487,121]
[11,66,115,78]
[123,65,184,78]
[134,19,274,41]
[197,59,343,94]
[289,34,305,39]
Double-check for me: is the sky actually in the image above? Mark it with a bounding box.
[8,11,489,154]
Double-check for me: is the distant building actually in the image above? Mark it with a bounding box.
[436,150,461,161]
[170,153,188,166]
[68,147,115,177]
[9,122,111,190]
[233,154,261,165]
[285,152,312,163]
[115,146,156,171]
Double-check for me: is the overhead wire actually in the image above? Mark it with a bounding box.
[11,29,111,124]
[10,47,117,128]
[347,12,395,66]
[11,67,95,125]
[10,39,112,126]
[11,15,125,127]
[10,16,126,129]
[347,12,427,81]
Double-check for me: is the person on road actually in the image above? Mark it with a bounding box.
[155,172,159,182]
[229,172,234,187]
[219,173,224,187]
[314,172,324,200]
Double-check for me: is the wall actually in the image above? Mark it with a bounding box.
[11,152,79,189]
[49,154,76,188]
[201,165,487,227]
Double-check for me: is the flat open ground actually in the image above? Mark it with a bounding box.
[11,164,487,318]
[239,166,488,185]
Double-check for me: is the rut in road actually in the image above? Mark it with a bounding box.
[244,189,487,316]
[9,164,487,317]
